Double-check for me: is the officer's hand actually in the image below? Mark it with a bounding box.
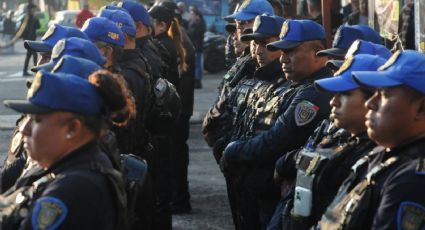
[203,131,217,147]
[219,155,228,175]
[222,141,239,162]
[212,137,228,164]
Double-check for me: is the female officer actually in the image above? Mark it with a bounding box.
[1,70,133,229]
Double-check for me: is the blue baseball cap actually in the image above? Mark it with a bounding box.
[326,39,392,69]
[32,37,106,72]
[225,0,274,21]
[24,24,89,53]
[352,50,425,94]
[82,17,125,47]
[240,15,284,41]
[315,54,387,93]
[4,70,104,115]
[51,55,101,79]
[113,1,151,26]
[267,19,326,50]
[317,25,382,57]
[98,8,136,37]
[351,25,382,44]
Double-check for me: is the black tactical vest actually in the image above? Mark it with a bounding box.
[0,162,127,230]
[292,128,375,229]
[319,150,397,230]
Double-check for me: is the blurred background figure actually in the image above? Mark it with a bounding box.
[177,1,190,28]
[346,0,368,25]
[187,6,206,89]
[2,10,15,53]
[19,4,40,76]
[75,3,93,28]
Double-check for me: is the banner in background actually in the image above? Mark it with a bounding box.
[374,0,400,40]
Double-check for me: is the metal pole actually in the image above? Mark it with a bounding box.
[322,0,332,48]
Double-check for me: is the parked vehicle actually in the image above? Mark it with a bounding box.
[48,10,79,28]
[36,11,49,35]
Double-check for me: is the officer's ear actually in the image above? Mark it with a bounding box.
[65,117,84,140]
[415,96,425,120]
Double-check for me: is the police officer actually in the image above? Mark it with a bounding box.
[97,8,153,161]
[32,37,107,71]
[316,24,382,60]
[222,19,333,228]
[320,50,425,230]
[115,1,168,81]
[221,14,287,230]
[0,38,107,193]
[149,5,181,87]
[202,0,274,148]
[269,54,386,230]
[4,25,90,164]
[24,23,89,66]
[158,1,197,214]
[2,70,130,229]
[326,39,392,71]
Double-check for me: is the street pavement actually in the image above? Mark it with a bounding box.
[0,39,234,229]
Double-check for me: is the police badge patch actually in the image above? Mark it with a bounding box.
[32,197,68,230]
[253,16,262,32]
[280,21,289,39]
[334,55,354,76]
[52,57,65,73]
[42,25,56,41]
[294,100,319,126]
[378,50,401,71]
[241,0,251,9]
[27,72,43,99]
[397,202,425,230]
[345,39,361,58]
[332,26,342,48]
[51,39,66,60]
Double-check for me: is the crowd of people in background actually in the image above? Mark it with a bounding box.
[0,0,423,230]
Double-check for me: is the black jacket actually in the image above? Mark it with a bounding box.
[20,14,40,40]
[155,32,180,88]
[10,142,124,230]
[179,28,196,116]
[136,36,168,81]
[115,49,153,159]
[187,16,206,52]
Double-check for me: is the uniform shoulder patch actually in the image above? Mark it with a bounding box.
[397,201,425,230]
[32,196,68,230]
[294,100,320,126]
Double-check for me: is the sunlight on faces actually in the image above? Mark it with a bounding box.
[21,112,77,169]
[330,89,369,135]
[254,36,280,67]
[365,87,424,148]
